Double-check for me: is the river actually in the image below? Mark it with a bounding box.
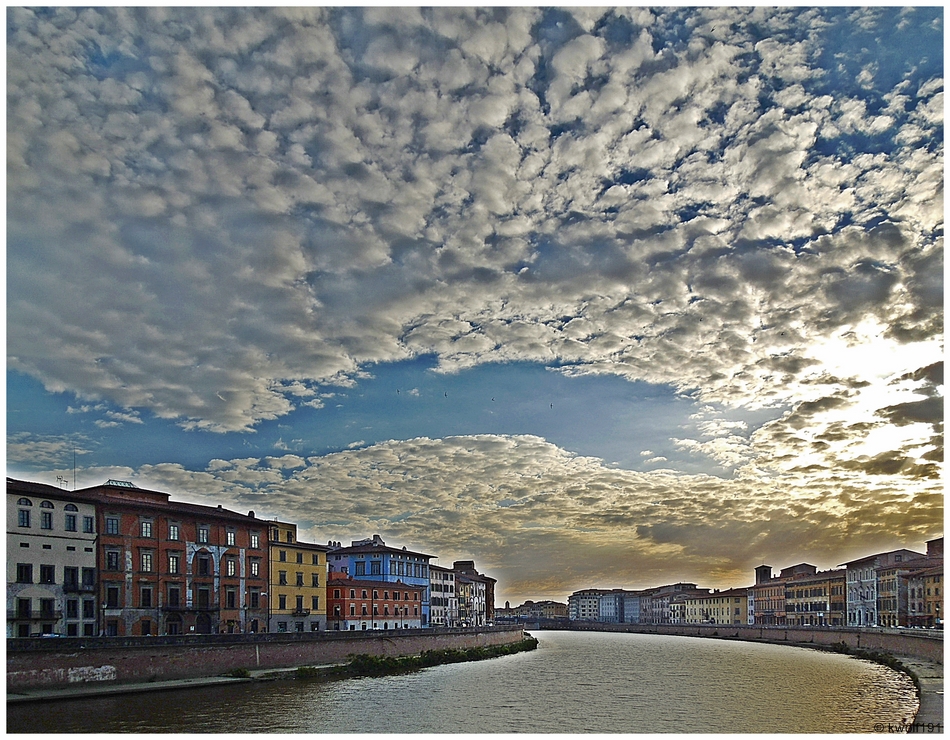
[7,630,918,733]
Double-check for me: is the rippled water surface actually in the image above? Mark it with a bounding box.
[7,631,918,733]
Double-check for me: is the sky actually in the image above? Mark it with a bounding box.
[6,6,944,604]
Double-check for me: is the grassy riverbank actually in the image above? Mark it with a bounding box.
[298,635,540,679]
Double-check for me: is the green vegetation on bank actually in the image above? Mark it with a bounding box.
[302,635,540,679]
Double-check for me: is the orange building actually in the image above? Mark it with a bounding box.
[72,479,269,636]
[327,572,423,631]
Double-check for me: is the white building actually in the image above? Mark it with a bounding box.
[430,564,458,627]
[8,479,98,637]
[843,549,922,627]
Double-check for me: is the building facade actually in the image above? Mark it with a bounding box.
[327,535,433,626]
[784,569,846,627]
[429,564,458,627]
[682,588,748,625]
[843,549,923,627]
[268,521,330,633]
[326,573,424,630]
[908,565,943,628]
[750,565,785,626]
[73,479,269,636]
[8,479,98,637]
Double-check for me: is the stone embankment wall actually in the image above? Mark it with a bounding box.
[561,622,944,663]
[7,626,525,690]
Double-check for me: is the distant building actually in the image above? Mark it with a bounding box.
[429,564,457,627]
[453,560,496,626]
[326,572,423,631]
[843,549,924,627]
[682,588,748,625]
[267,521,330,633]
[8,479,98,637]
[784,568,846,627]
[327,535,434,627]
[749,565,785,626]
[496,599,568,620]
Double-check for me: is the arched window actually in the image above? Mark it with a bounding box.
[64,503,78,512]
[17,498,32,506]
[40,500,54,508]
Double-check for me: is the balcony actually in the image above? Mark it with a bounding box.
[63,583,97,594]
[292,608,311,616]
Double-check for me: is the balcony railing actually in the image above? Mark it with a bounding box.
[292,608,312,616]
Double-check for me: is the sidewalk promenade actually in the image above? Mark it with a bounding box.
[6,664,342,704]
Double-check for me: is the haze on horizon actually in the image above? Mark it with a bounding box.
[7,7,943,604]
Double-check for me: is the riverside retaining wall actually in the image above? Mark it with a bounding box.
[556,622,944,663]
[6,626,526,690]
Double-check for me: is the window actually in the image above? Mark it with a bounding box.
[64,566,79,589]
[296,572,304,587]
[371,561,381,575]
[198,526,209,544]
[361,590,367,599]
[16,598,31,618]
[83,600,95,619]
[168,586,181,607]
[286,531,294,543]
[249,590,260,608]
[66,599,79,619]
[350,605,356,616]
[141,620,152,636]
[65,514,77,532]
[279,550,287,562]
[168,524,180,541]
[312,554,319,565]
[16,563,33,583]
[40,598,55,619]
[278,595,287,610]
[312,596,319,610]
[106,550,120,570]
[226,589,237,609]
[41,511,53,530]
[140,520,153,537]
[141,587,153,608]
[106,517,120,535]
[271,528,279,541]
[197,556,211,576]
[17,498,33,506]
[312,573,320,588]
[81,567,94,588]
[141,552,153,572]
[384,591,389,600]
[169,554,180,574]
[373,590,379,599]
[106,586,120,608]
[296,552,303,564]
[83,516,94,533]
[18,509,30,528]
[250,559,260,577]
[279,571,287,585]
[295,621,304,632]
[355,562,366,576]
[250,533,260,549]
[296,595,304,611]
[349,589,355,598]
[226,530,236,546]
[226,558,237,577]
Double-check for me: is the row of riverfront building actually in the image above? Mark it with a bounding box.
[561,537,943,629]
[7,477,495,638]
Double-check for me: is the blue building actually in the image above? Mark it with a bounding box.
[326,535,434,627]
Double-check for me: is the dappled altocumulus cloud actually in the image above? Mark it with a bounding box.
[7,8,943,598]
[8,8,942,438]
[83,433,938,600]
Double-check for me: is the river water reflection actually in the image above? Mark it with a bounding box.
[7,630,918,733]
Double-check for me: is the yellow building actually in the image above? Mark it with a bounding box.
[268,521,330,632]
[683,588,748,625]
